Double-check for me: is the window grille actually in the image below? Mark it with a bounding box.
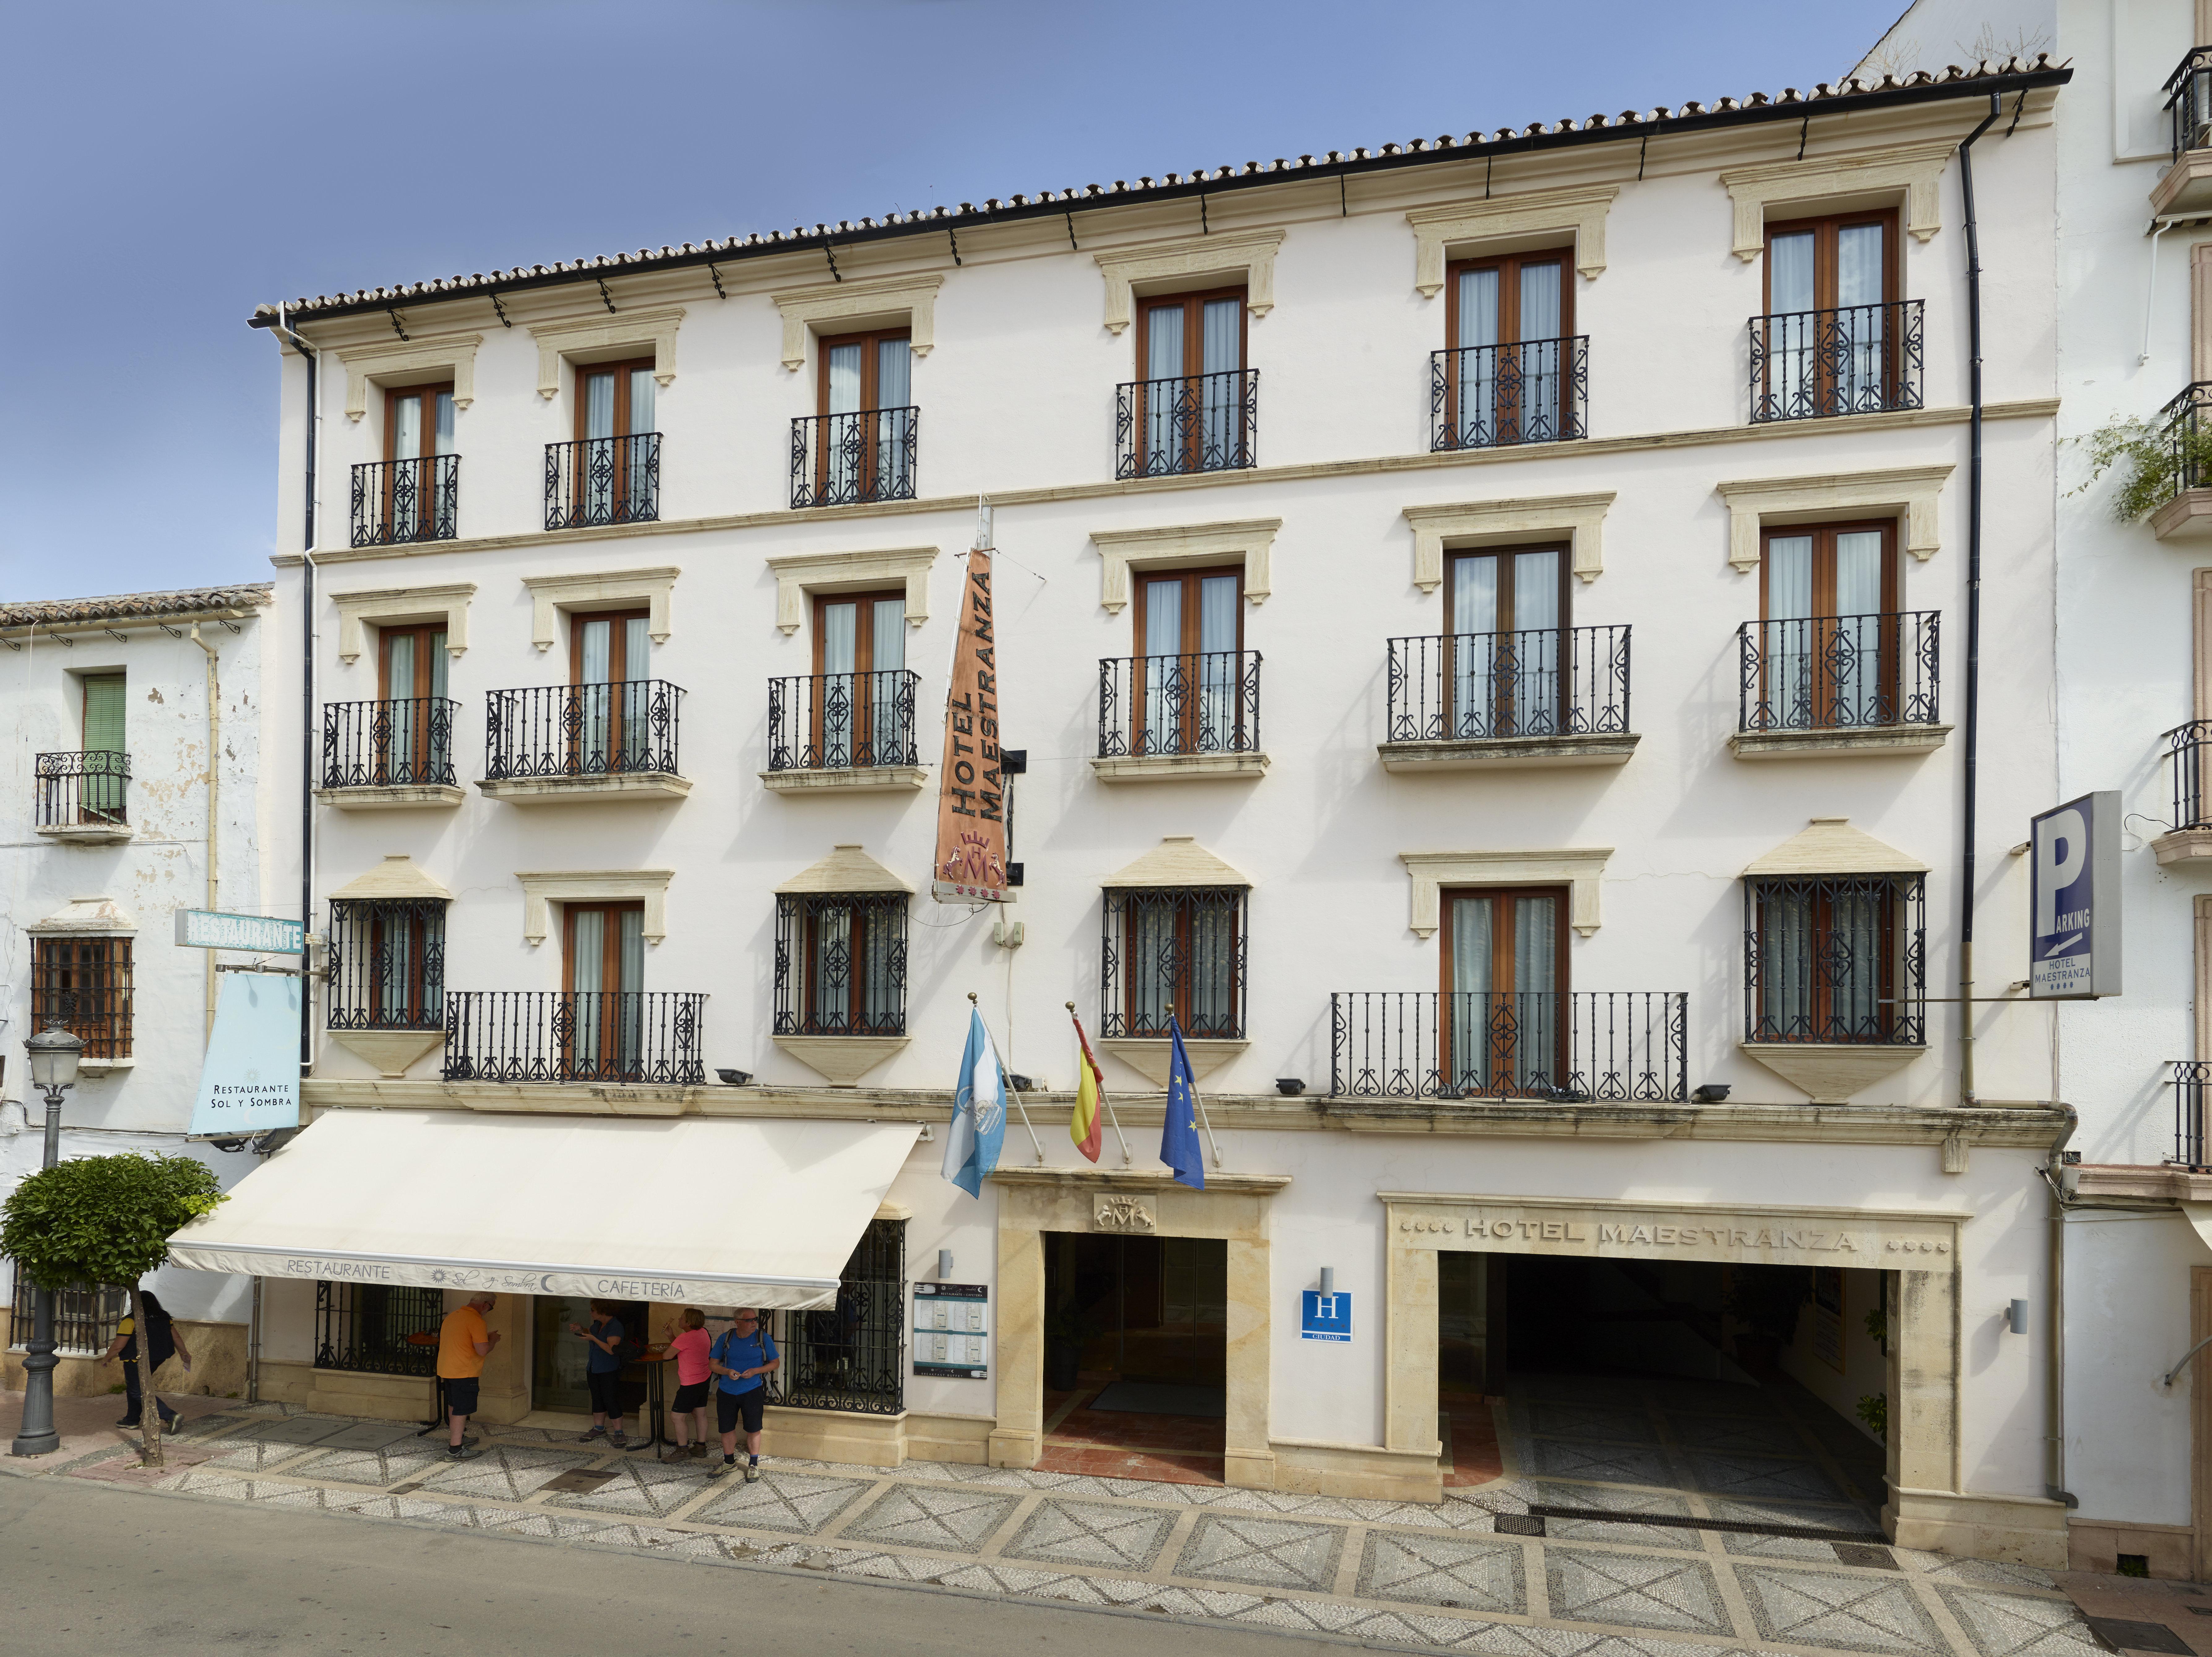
[31,936,133,1058]
[328,899,447,1031]
[1101,886,1249,1039]
[1743,874,1925,1045]
[768,1217,905,1415]
[774,893,908,1036]
[314,1281,443,1376]
[7,1264,127,1356]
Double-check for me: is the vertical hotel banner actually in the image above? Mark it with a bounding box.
[933,547,1012,903]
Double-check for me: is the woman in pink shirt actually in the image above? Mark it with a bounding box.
[663,1308,713,1459]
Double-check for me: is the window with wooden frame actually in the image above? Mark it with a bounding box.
[570,357,657,521]
[1442,250,1574,446]
[1744,873,1926,1045]
[377,380,457,543]
[327,898,447,1031]
[78,672,127,821]
[1444,545,1567,738]
[1754,521,1902,731]
[812,590,909,768]
[1100,886,1247,1039]
[373,623,450,784]
[1131,286,1251,476]
[31,936,133,1059]
[804,329,916,505]
[1130,566,1248,756]
[1759,209,1902,418]
[1439,888,1566,1096]
[773,892,908,1036]
[563,900,645,1079]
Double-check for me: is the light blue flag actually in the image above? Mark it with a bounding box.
[1160,1017,1205,1190]
[189,973,302,1138]
[941,1005,1007,1198]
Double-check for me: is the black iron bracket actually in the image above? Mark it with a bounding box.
[596,278,618,314]
[2005,87,2028,137]
[489,291,512,328]
[1064,212,1078,251]
[1637,129,1648,181]
[707,262,726,299]
[947,226,961,267]
[1199,192,1209,234]
[387,308,408,341]
[824,243,841,281]
[1796,109,1811,161]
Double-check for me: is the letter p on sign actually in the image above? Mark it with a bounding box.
[2033,808,2085,938]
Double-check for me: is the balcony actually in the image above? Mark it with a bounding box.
[1116,369,1257,480]
[544,434,660,531]
[1430,338,1588,452]
[2154,720,2212,865]
[350,456,458,548]
[762,670,925,794]
[2146,384,2212,540]
[34,751,131,843]
[479,681,689,804]
[1328,990,1688,1104]
[1380,626,1633,771]
[316,698,464,809]
[2156,48,2212,216]
[2174,1063,2212,1172]
[1731,612,1947,760]
[1094,650,1265,782]
[1748,300,1923,423]
[442,990,706,1087]
[790,408,918,509]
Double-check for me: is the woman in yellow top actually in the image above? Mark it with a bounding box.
[102,1291,192,1430]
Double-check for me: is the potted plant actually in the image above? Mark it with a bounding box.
[1725,1265,1810,1380]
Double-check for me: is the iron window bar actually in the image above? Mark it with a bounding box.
[1328,990,1687,1103]
[1096,650,1262,759]
[1386,626,1629,743]
[327,898,448,1033]
[2158,382,2212,504]
[1736,612,1939,733]
[5,1265,125,1356]
[766,670,921,771]
[440,991,707,1086]
[315,1281,443,1375]
[765,1217,905,1415]
[1747,299,1924,422]
[35,750,130,828]
[773,892,910,1037]
[2165,718,2212,831]
[32,940,132,1059]
[483,681,683,780]
[1742,874,1926,1046]
[544,433,661,530]
[350,455,459,548]
[1100,886,1249,1040]
[2167,46,2212,162]
[1115,368,1258,479]
[321,698,461,789]
[1429,337,1589,451]
[2173,1061,2212,1171]
[790,407,919,508]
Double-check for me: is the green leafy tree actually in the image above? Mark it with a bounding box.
[2075,413,2212,522]
[1,1153,226,1467]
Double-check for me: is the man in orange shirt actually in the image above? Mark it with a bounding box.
[436,1293,499,1460]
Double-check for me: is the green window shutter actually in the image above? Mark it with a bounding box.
[83,674,126,755]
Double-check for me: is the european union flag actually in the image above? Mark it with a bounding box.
[1160,1016,1205,1190]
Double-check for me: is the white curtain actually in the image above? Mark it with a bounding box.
[1511,550,1560,733]
[859,904,897,1030]
[1188,900,1234,1033]
[1833,530,1885,725]
[1141,578,1182,754]
[616,908,645,1070]
[1763,534,1814,728]
[870,597,906,761]
[1197,574,1239,750]
[820,601,858,765]
[1455,268,1500,444]
[1517,263,1563,439]
[1200,298,1242,464]
[583,372,617,519]
[433,392,455,455]
[625,370,655,516]
[1448,896,1493,1093]
[875,338,911,493]
[384,633,416,781]
[570,908,605,1071]
[1837,223,1885,408]
[826,342,863,498]
[1512,896,1558,1091]
[578,618,613,770]
[1143,303,1183,468]
[390,395,424,539]
[1130,899,1174,1033]
[1760,888,1814,1038]
[813,905,853,1030]
[1767,230,1817,415]
[1450,554,1499,738]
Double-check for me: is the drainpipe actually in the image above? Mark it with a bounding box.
[1956,92,2000,1107]
[2041,1109,2080,1509]
[189,623,220,1038]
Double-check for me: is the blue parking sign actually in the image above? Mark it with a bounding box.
[1301,1290,1352,1342]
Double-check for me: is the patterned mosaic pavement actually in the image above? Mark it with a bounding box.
[12,1376,2107,1657]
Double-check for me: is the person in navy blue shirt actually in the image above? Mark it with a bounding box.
[707,1308,779,1481]
[569,1300,630,1448]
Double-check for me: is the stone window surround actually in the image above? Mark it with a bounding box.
[1093,228,1285,336]
[515,870,674,945]
[338,331,484,424]
[520,567,678,653]
[765,548,937,636]
[1713,466,1952,574]
[771,273,944,374]
[1405,183,1619,297]
[1402,493,1614,593]
[332,583,476,664]
[1717,139,1955,263]
[1090,519,1280,615]
[529,307,686,401]
[1399,848,1611,939]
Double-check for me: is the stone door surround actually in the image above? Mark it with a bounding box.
[1379,1191,2066,1567]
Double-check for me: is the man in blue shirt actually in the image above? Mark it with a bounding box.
[707,1309,779,1481]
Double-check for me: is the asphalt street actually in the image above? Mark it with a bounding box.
[0,1474,1306,1657]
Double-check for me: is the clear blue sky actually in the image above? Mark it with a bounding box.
[0,0,1914,602]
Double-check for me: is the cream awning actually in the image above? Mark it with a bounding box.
[166,1109,919,1311]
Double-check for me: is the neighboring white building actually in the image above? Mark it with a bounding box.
[0,582,278,1400]
[209,52,2077,1562]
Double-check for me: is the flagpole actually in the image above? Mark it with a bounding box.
[1168,1003,1224,1170]
[973,991,1044,1163]
[1066,1001,1132,1166]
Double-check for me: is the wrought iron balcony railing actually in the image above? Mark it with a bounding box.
[767,670,920,771]
[1744,873,1926,1045]
[1116,368,1257,479]
[773,892,908,1037]
[790,407,918,508]
[1749,299,1924,422]
[441,990,706,1085]
[1430,337,1589,451]
[484,681,682,780]
[321,698,460,789]
[35,750,129,828]
[544,433,660,530]
[2169,46,2212,161]
[1329,991,1688,1103]
[350,455,458,547]
[1737,612,1939,732]
[1097,650,1262,758]
[2163,719,2212,831]
[2174,1061,2212,1170]
[2158,382,2212,505]
[1387,626,1629,742]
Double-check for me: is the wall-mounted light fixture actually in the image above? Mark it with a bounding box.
[716,1068,753,1086]
[1318,1267,1335,1297]
[1691,1084,1730,1104]
[2007,1299,2028,1335]
[1276,1078,1305,1096]
[939,1249,955,1280]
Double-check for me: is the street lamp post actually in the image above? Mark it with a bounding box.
[11,1022,84,1457]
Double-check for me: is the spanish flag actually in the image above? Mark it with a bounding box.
[1067,1004,1106,1163]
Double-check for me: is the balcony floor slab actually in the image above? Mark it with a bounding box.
[2151,151,2212,218]
[1728,724,1950,760]
[33,822,134,844]
[476,773,691,805]
[315,784,467,811]
[759,765,928,795]
[1091,752,1268,784]
[1379,734,1637,772]
[2151,486,2212,541]
[2152,827,2212,867]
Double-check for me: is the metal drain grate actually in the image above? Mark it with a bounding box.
[543,1468,620,1495]
[1525,1504,1886,1544]
[1493,1514,1546,1536]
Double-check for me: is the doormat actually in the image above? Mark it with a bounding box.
[1526,1504,1885,1544]
[543,1469,621,1495]
[2085,1619,2193,1656]
[1087,1382,1227,1418]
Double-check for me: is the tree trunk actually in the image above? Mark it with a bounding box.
[130,1286,163,1470]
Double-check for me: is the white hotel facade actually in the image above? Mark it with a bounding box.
[191,51,2089,1564]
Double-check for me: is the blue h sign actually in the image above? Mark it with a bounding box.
[1300,1289,1352,1343]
